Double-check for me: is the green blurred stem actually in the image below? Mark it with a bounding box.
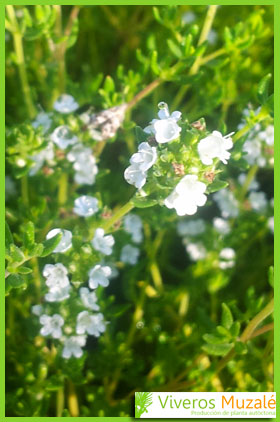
[6,6,36,119]
[172,5,218,110]
[21,175,29,207]
[102,200,135,232]
[58,173,68,206]
[56,386,65,417]
[217,297,274,373]
[31,257,41,300]
[127,78,162,110]
[239,164,258,202]
[67,379,79,417]
[232,107,269,143]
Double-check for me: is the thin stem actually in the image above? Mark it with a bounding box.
[198,6,218,46]
[67,379,79,417]
[217,297,274,373]
[101,200,135,232]
[200,47,226,65]
[6,5,36,118]
[127,78,162,110]
[58,173,68,206]
[21,176,29,207]
[239,164,258,202]
[250,322,274,339]
[31,257,41,301]
[53,5,65,94]
[56,386,65,417]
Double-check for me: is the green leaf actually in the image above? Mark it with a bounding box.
[257,73,272,105]
[167,39,182,59]
[17,266,33,275]
[202,342,233,356]
[207,179,228,193]
[268,266,274,288]
[9,244,25,263]
[5,222,14,248]
[23,221,35,250]
[28,243,44,257]
[67,17,79,49]
[230,321,241,338]
[151,51,160,75]
[216,325,230,337]
[234,341,248,355]
[153,7,162,23]
[203,333,224,344]
[6,274,26,295]
[104,76,115,93]
[131,197,158,208]
[221,303,233,330]
[40,233,62,257]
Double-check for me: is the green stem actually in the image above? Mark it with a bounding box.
[232,107,269,143]
[102,199,135,232]
[21,176,29,207]
[217,297,274,373]
[239,164,258,202]
[6,6,36,118]
[197,5,218,47]
[56,386,65,417]
[58,173,68,206]
[127,78,162,110]
[67,379,79,417]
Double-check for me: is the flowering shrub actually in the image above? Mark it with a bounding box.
[5,5,274,417]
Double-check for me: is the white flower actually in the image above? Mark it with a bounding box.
[45,285,71,302]
[198,131,233,165]
[39,314,64,339]
[207,29,217,45]
[164,175,207,216]
[79,287,100,311]
[31,304,43,316]
[248,191,267,212]
[91,228,114,255]
[43,263,69,289]
[213,217,231,235]
[144,103,181,144]
[177,219,206,236]
[73,155,98,185]
[120,244,140,265]
[124,164,147,189]
[238,173,259,191]
[62,335,86,359]
[29,143,54,176]
[258,125,274,146]
[219,248,236,269]
[54,94,79,114]
[32,112,52,134]
[182,11,196,24]
[213,189,239,218]
[186,242,207,261]
[46,229,72,253]
[88,264,112,289]
[73,196,99,217]
[243,138,265,167]
[76,311,106,337]
[50,126,78,149]
[67,144,92,163]
[268,216,274,233]
[123,214,143,243]
[130,142,157,171]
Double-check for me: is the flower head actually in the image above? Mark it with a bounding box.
[45,285,71,302]
[213,217,231,235]
[74,196,99,217]
[91,228,114,255]
[123,214,143,243]
[213,189,239,218]
[46,229,72,253]
[29,143,54,176]
[62,335,86,359]
[51,126,78,149]
[43,263,70,289]
[198,131,233,165]
[144,102,182,144]
[248,191,267,212]
[219,248,236,269]
[120,244,140,265]
[186,242,207,261]
[124,164,147,189]
[76,311,106,337]
[88,264,112,289]
[54,94,79,114]
[39,314,64,339]
[31,304,43,316]
[79,287,100,311]
[130,142,157,171]
[164,175,207,216]
[177,219,206,236]
[32,112,52,134]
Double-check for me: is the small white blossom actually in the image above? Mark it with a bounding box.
[67,144,92,163]
[29,143,54,176]
[51,126,78,149]
[73,196,99,217]
[76,311,106,337]
[182,11,196,24]
[198,131,233,165]
[258,125,274,146]
[268,216,274,233]
[177,219,206,236]
[238,173,259,191]
[73,155,98,185]
[243,138,266,167]
[45,285,71,302]
[213,189,239,218]
[43,263,70,289]
[91,228,114,255]
[249,191,267,212]
[144,103,182,144]
[32,112,52,134]
[31,304,43,316]
[130,142,157,171]
[62,335,86,359]
[213,217,231,235]
[124,164,147,189]
[164,175,207,216]
[39,314,64,339]
[123,214,143,243]
[46,229,72,253]
[120,244,140,265]
[207,29,218,45]
[219,248,236,269]
[88,264,112,289]
[186,242,207,261]
[79,287,100,311]
[54,94,79,114]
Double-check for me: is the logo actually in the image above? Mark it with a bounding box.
[135,392,153,418]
